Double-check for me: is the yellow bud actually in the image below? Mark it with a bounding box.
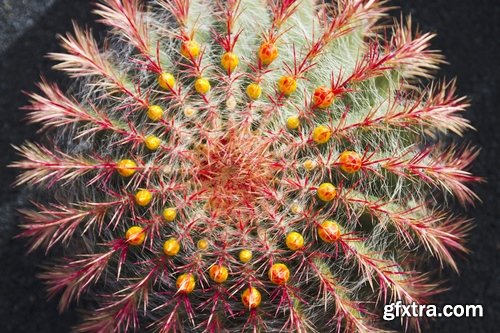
[144,135,161,150]
[158,72,175,90]
[290,203,302,214]
[239,249,252,263]
[195,77,211,95]
[286,116,300,130]
[147,105,164,122]
[286,231,304,251]
[312,125,332,144]
[125,226,145,246]
[278,76,297,96]
[162,207,177,222]
[197,239,209,251]
[163,238,180,256]
[176,273,195,294]
[303,159,317,171]
[221,52,239,72]
[184,107,196,117]
[180,40,200,58]
[135,189,153,206]
[317,183,337,202]
[246,83,262,100]
[116,159,137,177]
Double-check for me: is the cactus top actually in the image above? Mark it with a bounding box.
[11,0,479,332]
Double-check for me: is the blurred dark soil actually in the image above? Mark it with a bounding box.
[0,0,498,332]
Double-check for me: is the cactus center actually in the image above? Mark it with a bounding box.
[194,130,276,215]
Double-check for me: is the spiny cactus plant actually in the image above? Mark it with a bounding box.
[12,0,480,332]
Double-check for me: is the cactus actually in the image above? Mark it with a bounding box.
[11,0,480,332]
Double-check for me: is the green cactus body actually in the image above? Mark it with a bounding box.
[12,0,479,332]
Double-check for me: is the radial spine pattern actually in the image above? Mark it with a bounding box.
[12,0,480,332]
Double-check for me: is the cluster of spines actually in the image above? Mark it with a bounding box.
[11,0,480,332]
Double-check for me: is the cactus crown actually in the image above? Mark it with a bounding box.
[12,0,479,332]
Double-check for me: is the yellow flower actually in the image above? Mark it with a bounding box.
[197,239,209,250]
[268,263,290,285]
[241,287,261,309]
[303,159,317,171]
[258,42,279,65]
[318,220,341,243]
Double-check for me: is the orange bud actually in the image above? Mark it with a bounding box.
[278,76,297,96]
[258,42,278,65]
[318,220,341,243]
[286,231,304,251]
[268,263,290,285]
[209,264,229,283]
[313,86,335,109]
[338,151,362,173]
[241,287,261,309]
[176,273,195,293]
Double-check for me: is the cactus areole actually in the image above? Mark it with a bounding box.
[11,0,480,332]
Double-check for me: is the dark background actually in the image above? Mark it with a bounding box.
[0,0,498,332]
